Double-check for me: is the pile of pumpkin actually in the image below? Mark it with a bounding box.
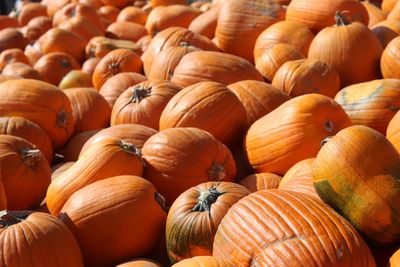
[1,0,400,266]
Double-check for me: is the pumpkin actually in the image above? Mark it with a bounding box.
[79,123,157,157]
[92,48,143,90]
[61,130,99,162]
[142,27,219,76]
[188,6,219,39]
[138,35,153,54]
[254,20,315,59]
[0,211,84,267]
[171,256,230,267]
[145,5,201,37]
[387,1,400,22]
[100,0,134,8]
[2,62,42,80]
[22,16,52,43]
[64,87,111,134]
[0,79,74,149]
[227,80,290,126]
[106,21,148,42]
[313,125,400,245]
[99,72,147,107]
[149,0,188,7]
[46,0,70,18]
[36,28,86,62]
[286,0,369,33]
[17,3,47,26]
[166,182,249,263]
[213,189,376,266]
[238,173,282,192]
[334,79,400,134]
[24,43,43,65]
[0,74,21,83]
[141,127,237,204]
[0,28,28,53]
[215,0,285,63]
[171,51,264,87]
[371,19,400,48]
[390,249,400,267]
[34,51,80,85]
[111,79,182,130]
[60,175,166,267]
[0,15,19,30]
[362,1,385,27]
[117,258,162,267]
[73,0,103,10]
[381,36,400,79]
[85,36,142,59]
[271,58,341,98]
[0,48,30,71]
[59,70,93,89]
[244,93,352,175]
[82,57,101,76]
[58,15,103,42]
[308,11,383,87]
[159,81,247,146]
[46,137,144,216]
[382,0,397,15]
[51,161,75,180]
[0,181,6,209]
[387,110,400,152]
[98,5,121,28]
[117,6,148,25]
[147,45,200,81]
[0,117,53,163]
[278,158,320,199]
[0,135,51,210]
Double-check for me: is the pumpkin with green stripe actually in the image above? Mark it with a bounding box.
[312,125,400,245]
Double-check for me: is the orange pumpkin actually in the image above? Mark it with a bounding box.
[58,15,103,42]
[51,162,75,180]
[188,6,219,39]
[61,130,99,162]
[381,36,400,79]
[2,62,41,80]
[0,48,30,71]
[85,36,142,59]
[82,57,101,76]
[0,181,6,209]
[0,15,19,30]
[17,2,48,26]
[171,256,230,267]
[362,1,385,27]
[382,0,397,15]
[372,19,400,48]
[100,0,134,8]
[390,249,400,267]
[0,28,28,53]
[58,70,93,89]
[387,110,400,152]
[98,5,121,28]
[22,16,52,43]
[106,21,148,42]
[117,6,147,25]
[238,173,282,192]
[149,0,188,7]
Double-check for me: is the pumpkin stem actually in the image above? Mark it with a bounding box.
[335,11,351,26]
[321,136,333,147]
[179,41,189,47]
[208,161,227,181]
[192,186,224,213]
[131,85,151,103]
[20,148,41,167]
[118,140,146,166]
[0,210,24,228]
[108,62,120,76]
[154,192,168,212]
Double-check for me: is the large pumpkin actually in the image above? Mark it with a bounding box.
[244,93,352,175]
[213,189,376,266]
[0,211,84,267]
[60,175,166,267]
[141,127,237,204]
[166,182,249,263]
[0,79,74,149]
[188,6,219,39]
[46,137,144,216]
[334,79,400,134]
[313,125,400,245]
[159,81,247,146]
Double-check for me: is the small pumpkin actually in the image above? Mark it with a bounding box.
[22,16,52,43]
[2,62,41,80]
[238,173,282,192]
[58,15,104,42]
[117,6,148,25]
[85,36,142,59]
[381,36,400,79]
[106,21,148,42]
[17,3,47,26]
[362,0,385,27]
[59,70,93,89]
[371,19,400,48]
[0,48,30,71]
[82,57,101,77]
[0,28,28,53]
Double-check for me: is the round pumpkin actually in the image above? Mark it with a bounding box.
[0,48,30,71]
[60,175,166,267]
[238,173,282,192]
[381,36,400,79]
[188,6,219,39]
[61,130,99,162]
[171,256,231,267]
[106,21,148,42]
[17,3,47,26]
[117,6,148,25]
[0,211,84,267]
[371,19,400,48]
[117,258,162,267]
[313,125,400,245]
[22,16,53,43]
[362,0,385,27]
[0,15,19,30]
[387,110,400,152]
[2,62,41,80]
[213,189,376,266]
[390,249,400,267]
[59,70,93,89]
[166,181,249,263]
[85,36,142,59]
[46,137,144,216]
[141,127,237,204]
[82,57,101,76]
[98,5,121,27]
[58,15,104,42]
[0,28,28,53]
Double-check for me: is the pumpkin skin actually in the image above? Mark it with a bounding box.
[17,3,48,26]
[212,189,376,266]
[227,80,290,126]
[308,12,383,87]
[0,16,19,31]
[141,127,237,204]
[92,48,143,90]
[82,57,101,77]
[99,72,147,108]
[159,82,247,146]
[334,79,400,134]
[171,256,230,267]
[51,161,75,181]
[98,5,121,28]
[0,48,30,71]
[79,124,157,157]
[254,20,315,59]
[0,79,74,150]
[188,6,219,39]
[59,70,93,89]
[0,28,28,53]
[0,74,21,84]
[61,130,99,162]
[0,117,53,164]
[372,20,400,48]
[215,0,285,63]
[387,110,400,152]
[145,5,201,37]
[2,62,42,80]
[85,36,142,59]
[100,0,134,8]
[111,80,182,130]
[142,27,219,76]
[22,16,53,43]
[278,158,320,199]
[381,36,400,79]
[46,137,144,216]
[244,93,352,175]
[60,175,166,267]
[362,1,385,28]
[166,182,250,263]
[239,173,282,192]
[382,0,397,15]
[286,0,369,33]
[0,181,6,209]
[106,21,148,42]
[0,211,84,267]
[271,58,341,98]
[390,249,400,267]
[171,51,264,88]
[64,87,111,134]
[313,125,400,245]
[58,16,104,42]
[0,135,51,210]
[117,258,162,267]
[34,52,80,86]
[117,6,148,25]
